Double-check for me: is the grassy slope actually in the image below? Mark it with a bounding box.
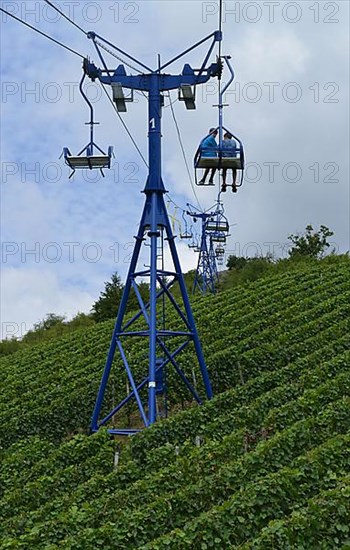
[0,256,349,549]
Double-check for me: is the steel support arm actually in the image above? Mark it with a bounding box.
[84,64,216,92]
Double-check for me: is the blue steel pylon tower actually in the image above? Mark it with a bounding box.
[87,31,223,435]
[187,206,218,295]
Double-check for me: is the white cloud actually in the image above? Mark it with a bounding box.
[0,267,94,339]
[233,28,311,82]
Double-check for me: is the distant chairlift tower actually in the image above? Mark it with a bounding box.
[187,206,218,295]
[85,30,223,435]
[188,198,230,295]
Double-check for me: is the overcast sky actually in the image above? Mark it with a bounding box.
[1,0,349,339]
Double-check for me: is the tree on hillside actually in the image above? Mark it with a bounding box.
[22,313,67,345]
[91,272,150,323]
[33,313,66,331]
[226,255,249,271]
[223,254,274,289]
[91,272,124,323]
[68,312,95,330]
[288,225,334,259]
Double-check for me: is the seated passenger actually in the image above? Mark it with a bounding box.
[198,127,218,185]
[221,132,237,193]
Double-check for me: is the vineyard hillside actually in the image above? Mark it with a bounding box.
[1,256,349,548]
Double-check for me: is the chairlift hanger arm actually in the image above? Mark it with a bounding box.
[84,62,220,92]
[84,30,223,91]
[220,56,235,97]
[79,69,93,124]
[87,31,153,72]
[159,30,222,72]
[197,34,222,79]
[90,40,113,79]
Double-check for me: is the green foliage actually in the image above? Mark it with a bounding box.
[0,313,95,356]
[0,256,349,548]
[146,435,350,549]
[91,272,124,322]
[171,269,197,299]
[0,337,21,357]
[288,224,334,259]
[224,225,337,290]
[226,254,249,270]
[91,271,149,322]
[33,313,66,332]
[64,312,95,331]
[242,477,350,549]
[222,254,274,290]
[22,313,67,345]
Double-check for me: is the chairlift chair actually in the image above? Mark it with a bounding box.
[215,245,225,265]
[189,234,200,251]
[211,231,227,244]
[180,214,193,240]
[188,236,197,249]
[63,146,113,174]
[62,69,113,178]
[180,229,193,239]
[194,125,245,187]
[193,55,245,189]
[206,211,229,233]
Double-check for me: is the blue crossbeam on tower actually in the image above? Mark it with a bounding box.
[87,30,224,434]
